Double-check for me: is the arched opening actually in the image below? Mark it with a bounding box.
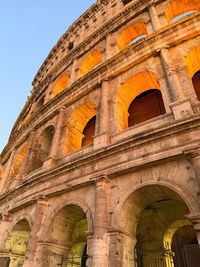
[122,0,132,5]
[128,89,166,127]
[4,219,31,266]
[81,116,96,147]
[50,71,70,99]
[5,144,28,189]
[165,0,200,23]
[185,45,200,100]
[192,70,200,100]
[116,71,165,131]
[79,49,102,77]
[119,185,198,267]
[44,205,88,267]
[116,22,147,51]
[30,125,55,171]
[63,102,96,154]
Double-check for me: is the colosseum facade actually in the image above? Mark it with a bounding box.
[1,0,200,266]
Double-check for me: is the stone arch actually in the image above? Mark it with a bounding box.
[63,101,96,154]
[79,49,102,77]
[41,198,93,240]
[116,21,148,51]
[5,218,31,266]
[163,219,192,248]
[114,180,199,229]
[114,182,199,267]
[50,70,70,99]
[7,214,33,234]
[41,200,92,267]
[165,0,200,22]
[115,70,165,131]
[185,44,200,100]
[6,143,29,189]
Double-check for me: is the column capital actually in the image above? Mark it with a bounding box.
[184,149,200,162]
[186,213,200,230]
[91,174,109,184]
[0,211,11,222]
[37,196,49,206]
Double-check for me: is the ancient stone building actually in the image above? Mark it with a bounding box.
[0,0,200,266]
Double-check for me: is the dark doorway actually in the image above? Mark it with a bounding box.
[82,116,96,147]
[128,89,165,127]
[192,70,200,100]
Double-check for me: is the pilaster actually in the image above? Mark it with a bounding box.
[91,176,109,267]
[186,213,200,244]
[160,48,193,120]
[185,150,200,192]
[94,79,110,149]
[148,2,161,31]
[23,197,49,267]
[43,107,66,168]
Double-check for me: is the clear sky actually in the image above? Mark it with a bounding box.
[0,0,95,153]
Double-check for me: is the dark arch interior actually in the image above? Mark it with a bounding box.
[81,116,96,147]
[30,125,55,171]
[192,70,200,101]
[122,0,132,5]
[128,89,166,127]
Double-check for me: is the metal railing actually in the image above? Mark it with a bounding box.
[135,244,200,267]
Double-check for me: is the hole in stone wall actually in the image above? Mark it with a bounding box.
[122,0,132,5]
[128,89,166,127]
[68,42,74,50]
[81,116,96,147]
[192,70,200,101]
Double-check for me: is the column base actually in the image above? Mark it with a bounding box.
[43,157,57,169]
[170,98,193,120]
[94,133,110,150]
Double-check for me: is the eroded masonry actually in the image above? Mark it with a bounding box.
[0,0,200,266]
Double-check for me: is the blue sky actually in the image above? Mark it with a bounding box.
[0,0,95,153]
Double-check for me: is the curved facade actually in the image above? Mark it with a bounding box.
[1,0,200,266]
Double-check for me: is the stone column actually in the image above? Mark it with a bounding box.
[23,197,49,267]
[148,3,161,31]
[68,58,78,86]
[160,48,193,120]
[186,213,200,244]
[105,32,112,60]
[0,212,11,253]
[43,107,66,168]
[185,150,200,192]
[177,63,197,100]
[0,148,16,191]
[94,79,110,149]
[108,229,137,267]
[91,177,109,267]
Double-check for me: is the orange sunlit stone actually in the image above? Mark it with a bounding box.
[185,45,200,79]
[116,22,147,51]
[165,0,200,22]
[63,101,96,153]
[79,49,102,77]
[51,71,70,99]
[115,71,160,131]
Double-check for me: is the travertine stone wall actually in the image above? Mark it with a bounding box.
[1,0,200,266]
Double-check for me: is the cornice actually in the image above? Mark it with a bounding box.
[1,112,200,211]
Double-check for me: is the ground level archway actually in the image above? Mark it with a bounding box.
[42,204,88,267]
[118,184,199,267]
[3,219,31,267]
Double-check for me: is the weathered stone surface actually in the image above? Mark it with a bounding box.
[1,0,200,266]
